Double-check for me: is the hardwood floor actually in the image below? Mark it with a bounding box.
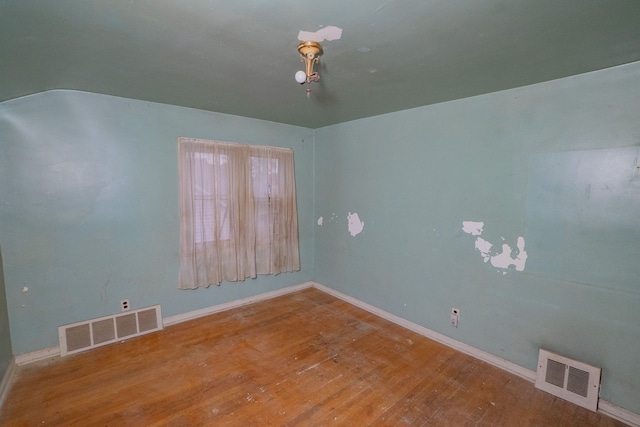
[0,288,628,426]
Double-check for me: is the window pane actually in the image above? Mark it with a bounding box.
[251,156,279,198]
[252,156,279,244]
[193,152,230,243]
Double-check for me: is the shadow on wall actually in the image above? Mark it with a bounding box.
[0,245,13,378]
[525,147,640,292]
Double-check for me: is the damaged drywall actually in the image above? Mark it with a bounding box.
[347,212,365,237]
[317,211,365,237]
[462,221,484,236]
[298,26,343,42]
[462,221,528,273]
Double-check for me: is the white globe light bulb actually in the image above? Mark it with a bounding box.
[294,70,307,84]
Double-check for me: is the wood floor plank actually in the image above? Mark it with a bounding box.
[0,287,630,426]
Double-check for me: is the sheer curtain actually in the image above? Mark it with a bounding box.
[178,138,300,289]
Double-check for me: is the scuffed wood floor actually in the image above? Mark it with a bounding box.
[0,288,628,426]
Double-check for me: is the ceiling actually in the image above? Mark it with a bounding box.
[2,0,640,129]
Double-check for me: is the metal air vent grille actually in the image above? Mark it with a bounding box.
[59,305,162,356]
[535,349,601,412]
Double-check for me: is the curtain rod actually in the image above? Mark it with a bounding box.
[178,137,293,153]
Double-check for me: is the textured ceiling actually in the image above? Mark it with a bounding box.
[2,0,640,129]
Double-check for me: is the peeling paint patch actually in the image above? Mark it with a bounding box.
[490,237,528,271]
[347,212,364,237]
[462,221,528,273]
[317,216,323,226]
[474,237,493,262]
[462,221,484,236]
[298,26,343,42]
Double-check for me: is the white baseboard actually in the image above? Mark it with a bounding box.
[14,346,60,365]
[311,282,536,382]
[0,358,17,409]
[599,401,640,427]
[163,281,314,326]
[8,280,639,426]
[310,281,640,427]
[14,282,315,366]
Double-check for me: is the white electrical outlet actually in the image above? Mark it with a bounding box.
[450,307,459,327]
[449,313,458,327]
[121,299,130,312]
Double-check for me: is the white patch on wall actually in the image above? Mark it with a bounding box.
[298,26,343,42]
[317,216,323,226]
[490,237,528,271]
[462,221,528,273]
[462,221,484,236]
[474,237,493,262]
[347,212,365,237]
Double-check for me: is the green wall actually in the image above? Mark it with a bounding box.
[313,62,640,413]
[1,64,639,415]
[0,90,314,356]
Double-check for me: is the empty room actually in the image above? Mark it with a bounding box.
[1,1,639,425]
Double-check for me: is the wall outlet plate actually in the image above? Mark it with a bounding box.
[450,313,459,327]
[121,299,130,312]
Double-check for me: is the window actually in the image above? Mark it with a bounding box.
[178,138,300,289]
[192,151,231,244]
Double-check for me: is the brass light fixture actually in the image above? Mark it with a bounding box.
[295,41,323,97]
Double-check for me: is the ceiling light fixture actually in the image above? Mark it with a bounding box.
[295,41,323,97]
